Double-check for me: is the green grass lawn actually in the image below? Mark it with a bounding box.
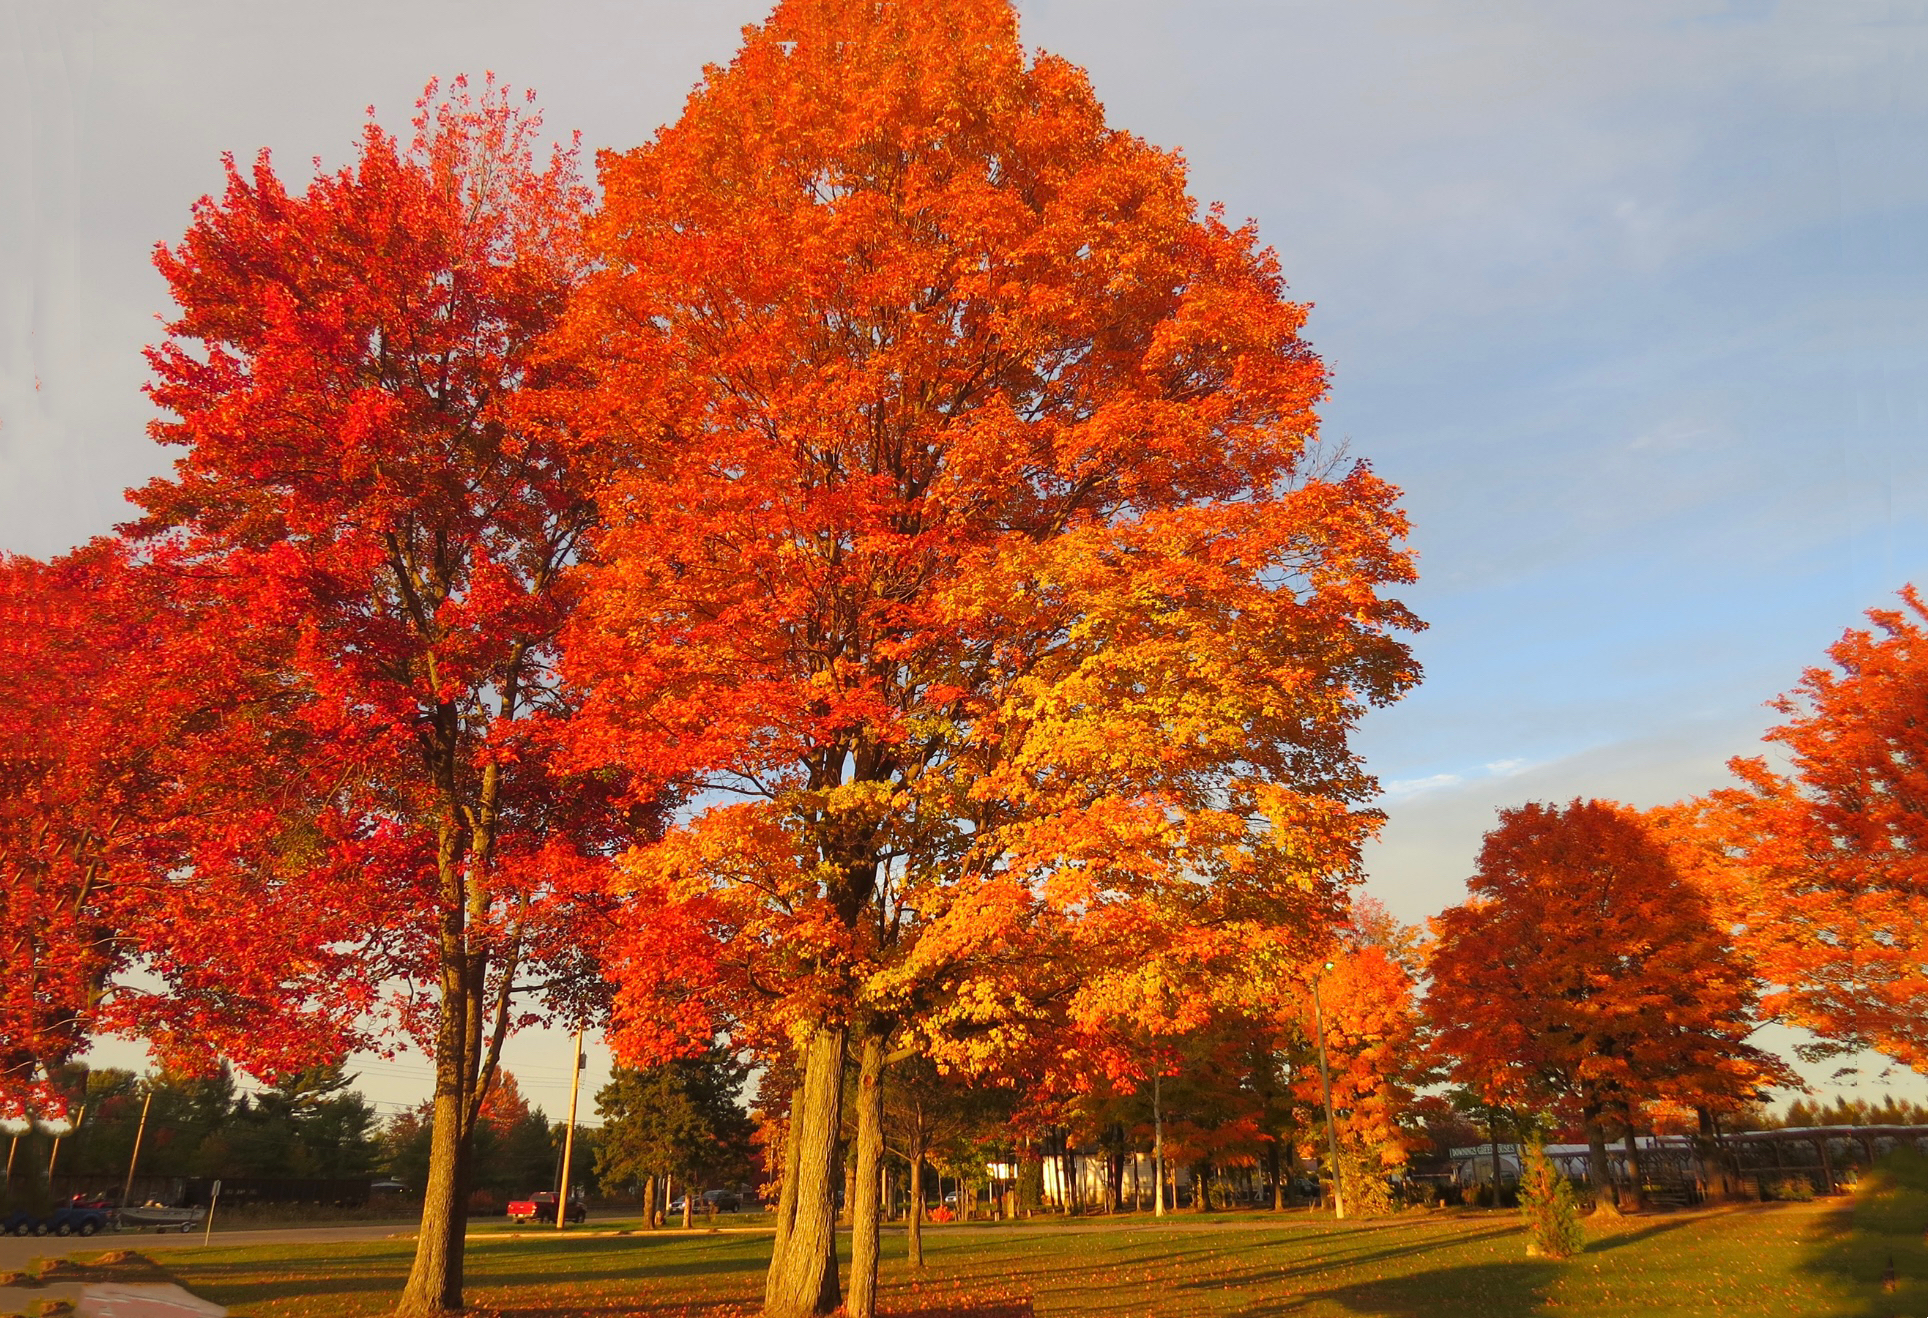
[45,1180,1928,1318]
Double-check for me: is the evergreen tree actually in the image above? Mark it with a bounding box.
[594,1048,755,1202]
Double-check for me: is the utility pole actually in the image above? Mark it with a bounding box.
[121,1089,155,1208]
[556,1025,586,1229]
[1152,1071,1166,1218]
[1311,962,1345,1220]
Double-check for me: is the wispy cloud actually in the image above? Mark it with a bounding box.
[1382,758,1537,801]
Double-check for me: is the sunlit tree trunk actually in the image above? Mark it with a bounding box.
[905,1104,926,1268]
[847,1031,886,1318]
[764,1025,846,1318]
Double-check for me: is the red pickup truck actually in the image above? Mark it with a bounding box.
[507,1191,586,1224]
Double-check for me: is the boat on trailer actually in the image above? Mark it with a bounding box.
[118,1203,206,1232]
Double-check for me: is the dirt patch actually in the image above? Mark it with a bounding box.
[8,1252,175,1286]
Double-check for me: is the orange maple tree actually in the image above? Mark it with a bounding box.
[1293,925,1429,1200]
[130,79,624,1316]
[560,1,1418,1313]
[1426,799,1788,1209]
[1691,587,1928,1070]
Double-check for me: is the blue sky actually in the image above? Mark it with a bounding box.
[5,0,1925,1111]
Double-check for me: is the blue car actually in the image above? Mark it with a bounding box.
[1,1204,110,1237]
[51,1204,110,1236]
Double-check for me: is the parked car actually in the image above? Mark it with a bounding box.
[507,1191,586,1224]
[51,1204,111,1237]
[666,1189,737,1213]
[1,1203,110,1237]
[2,1209,50,1236]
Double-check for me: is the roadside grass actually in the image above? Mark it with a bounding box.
[57,1200,1907,1318]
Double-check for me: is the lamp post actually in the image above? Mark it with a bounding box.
[1311,961,1345,1220]
[1152,1071,1165,1218]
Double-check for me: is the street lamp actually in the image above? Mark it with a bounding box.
[1311,961,1345,1220]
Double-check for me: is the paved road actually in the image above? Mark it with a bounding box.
[0,1222,412,1273]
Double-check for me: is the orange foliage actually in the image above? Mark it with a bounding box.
[560,0,1421,1071]
[1673,587,1928,1070]
[1295,937,1428,1169]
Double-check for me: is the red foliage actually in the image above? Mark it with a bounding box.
[1426,800,1790,1137]
[0,543,379,1116]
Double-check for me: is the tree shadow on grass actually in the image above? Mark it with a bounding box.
[1176,1223,1524,1298]
[1245,1259,1563,1317]
[1797,1151,1928,1318]
[175,1234,771,1312]
[1574,1214,1698,1254]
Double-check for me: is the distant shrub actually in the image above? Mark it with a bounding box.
[1339,1151,1398,1217]
[1766,1175,1816,1202]
[1518,1139,1584,1260]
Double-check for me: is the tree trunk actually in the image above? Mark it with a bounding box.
[1267,1141,1284,1211]
[847,1031,886,1318]
[641,1175,656,1230]
[683,1179,694,1229]
[763,1024,846,1318]
[1582,1112,1613,1210]
[1621,1119,1646,1212]
[906,1113,926,1269]
[396,946,474,1317]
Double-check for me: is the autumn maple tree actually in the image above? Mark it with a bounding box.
[0,544,368,1118]
[560,2,1418,1314]
[1292,918,1430,1214]
[131,79,621,1316]
[1699,587,1928,1071]
[1426,799,1788,1210]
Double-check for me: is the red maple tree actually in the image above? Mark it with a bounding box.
[1,543,370,1117]
[1426,799,1789,1210]
[131,77,621,1316]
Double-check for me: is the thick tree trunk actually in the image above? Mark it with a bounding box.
[763,1024,846,1318]
[683,1180,694,1229]
[641,1175,656,1229]
[847,1032,886,1318]
[1696,1107,1732,1200]
[1621,1120,1646,1212]
[906,1116,926,1269]
[1583,1111,1615,1211]
[1268,1141,1284,1211]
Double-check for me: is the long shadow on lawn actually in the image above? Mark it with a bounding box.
[1575,1214,1697,1254]
[1797,1150,1928,1318]
[1180,1223,1524,1299]
[180,1235,769,1310]
[1250,1259,1563,1317]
